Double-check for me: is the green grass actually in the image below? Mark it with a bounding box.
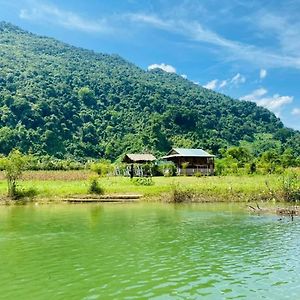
[0,170,296,202]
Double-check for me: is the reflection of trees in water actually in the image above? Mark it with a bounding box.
[2,205,38,232]
[88,205,103,228]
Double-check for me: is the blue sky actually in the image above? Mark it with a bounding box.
[0,0,299,130]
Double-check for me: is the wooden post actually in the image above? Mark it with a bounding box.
[130,164,134,178]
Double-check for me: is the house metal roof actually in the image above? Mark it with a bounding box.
[162,148,214,159]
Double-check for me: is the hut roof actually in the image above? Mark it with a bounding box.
[162,148,214,159]
[123,154,157,163]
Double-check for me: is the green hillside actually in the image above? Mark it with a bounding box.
[0,22,299,161]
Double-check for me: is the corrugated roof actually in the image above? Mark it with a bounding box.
[124,154,157,162]
[174,148,214,157]
[162,148,214,159]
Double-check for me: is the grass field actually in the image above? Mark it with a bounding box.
[1,170,298,202]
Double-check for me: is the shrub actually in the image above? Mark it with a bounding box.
[27,156,85,171]
[157,162,176,177]
[281,172,300,202]
[88,177,104,194]
[132,177,154,186]
[181,162,189,176]
[170,184,195,203]
[194,172,202,177]
[13,187,38,200]
[90,160,113,177]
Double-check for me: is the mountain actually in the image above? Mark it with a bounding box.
[0,22,298,161]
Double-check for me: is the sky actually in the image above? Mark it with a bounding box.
[0,0,299,130]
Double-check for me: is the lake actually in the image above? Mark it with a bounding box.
[0,203,299,299]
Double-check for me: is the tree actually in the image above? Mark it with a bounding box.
[0,149,29,198]
[258,149,281,174]
[225,146,253,167]
[281,148,295,168]
[78,87,96,107]
[90,159,113,177]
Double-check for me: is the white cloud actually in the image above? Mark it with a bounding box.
[219,80,227,88]
[257,94,293,111]
[231,73,246,85]
[147,63,176,73]
[19,2,110,33]
[128,14,169,29]
[259,69,267,79]
[203,79,218,90]
[181,74,188,79]
[256,13,300,56]
[204,73,245,90]
[17,5,300,70]
[241,88,268,102]
[240,88,293,114]
[14,3,300,71]
[129,13,300,69]
[292,108,300,116]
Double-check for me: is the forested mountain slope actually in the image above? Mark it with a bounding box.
[0,22,298,160]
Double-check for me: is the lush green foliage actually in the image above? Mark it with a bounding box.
[0,149,29,197]
[0,22,299,162]
[90,160,113,176]
[216,134,300,175]
[280,172,300,201]
[155,162,177,177]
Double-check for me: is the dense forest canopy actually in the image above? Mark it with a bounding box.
[0,21,299,162]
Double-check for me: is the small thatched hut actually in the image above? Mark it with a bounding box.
[122,154,157,177]
[122,154,157,164]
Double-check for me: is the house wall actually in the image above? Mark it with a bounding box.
[167,156,214,175]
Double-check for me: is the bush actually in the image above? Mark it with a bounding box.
[90,160,113,177]
[27,156,84,170]
[194,172,202,177]
[170,184,195,203]
[88,177,104,194]
[281,172,300,202]
[132,177,154,186]
[157,162,176,177]
[181,162,189,176]
[13,187,38,200]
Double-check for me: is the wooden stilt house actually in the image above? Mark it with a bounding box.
[162,148,214,175]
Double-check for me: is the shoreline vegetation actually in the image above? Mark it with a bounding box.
[0,169,299,205]
[0,150,299,206]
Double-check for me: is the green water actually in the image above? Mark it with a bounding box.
[0,203,299,299]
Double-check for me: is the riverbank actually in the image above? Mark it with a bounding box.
[0,170,299,204]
